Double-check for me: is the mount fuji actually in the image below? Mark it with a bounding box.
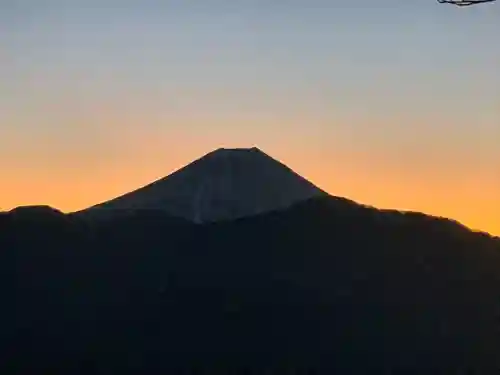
[81,147,328,223]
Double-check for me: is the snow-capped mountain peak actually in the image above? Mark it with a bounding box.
[82,147,328,223]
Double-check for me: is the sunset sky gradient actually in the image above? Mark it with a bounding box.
[1,1,499,235]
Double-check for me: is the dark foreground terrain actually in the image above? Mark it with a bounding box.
[1,197,500,374]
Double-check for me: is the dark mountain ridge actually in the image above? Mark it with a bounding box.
[2,195,500,373]
[4,195,498,246]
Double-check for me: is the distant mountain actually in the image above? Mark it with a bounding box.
[2,149,500,373]
[78,147,327,223]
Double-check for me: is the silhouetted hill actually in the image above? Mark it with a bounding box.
[1,197,499,373]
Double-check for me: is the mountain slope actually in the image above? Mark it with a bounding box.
[80,147,327,223]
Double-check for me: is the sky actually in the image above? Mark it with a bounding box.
[1,0,499,235]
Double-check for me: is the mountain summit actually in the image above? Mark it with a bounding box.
[83,147,327,223]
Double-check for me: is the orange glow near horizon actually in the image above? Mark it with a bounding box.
[2,136,498,237]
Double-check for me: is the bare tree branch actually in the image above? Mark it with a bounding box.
[437,0,496,7]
